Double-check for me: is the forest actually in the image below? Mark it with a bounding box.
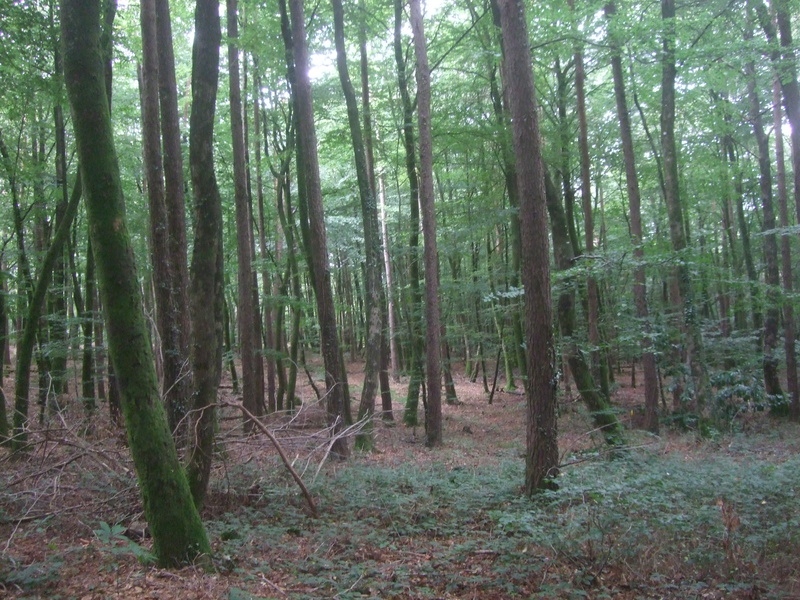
[1,0,800,597]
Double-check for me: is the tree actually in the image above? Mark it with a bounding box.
[394,0,425,427]
[185,0,226,509]
[289,0,350,458]
[228,0,264,428]
[496,0,558,493]
[156,0,193,434]
[330,0,384,451]
[605,0,659,433]
[410,0,443,448]
[62,0,210,565]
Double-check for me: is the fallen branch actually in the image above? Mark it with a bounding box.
[222,399,318,517]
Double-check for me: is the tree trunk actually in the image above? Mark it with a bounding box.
[289,0,350,458]
[409,0,443,448]
[139,1,179,437]
[330,0,383,451]
[570,0,608,399]
[774,76,799,419]
[379,175,400,383]
[156,0,192,432]
[394,0,425,426]
[12,173,82,449]
[545,173,624,445]
[228,0,263,429]
[605,0,659,433]
[661,0,703,411]
[497,0,558,493]
[746,45,783,400]
[62,0,210,565]
[185,0,225,510]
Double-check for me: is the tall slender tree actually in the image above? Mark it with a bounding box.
[330,0,384,450]
[409,0,442,447]
[289,0,350,457]
[185,0,225,509]
[497,0,558,493]
[227,0,264,427]
[605,0,659,432]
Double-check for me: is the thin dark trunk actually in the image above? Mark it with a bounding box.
[746,45,783,399]
[228,0,263,429]
[185,0,225,510]
[395,0,425,426]
[409,0,442,448]
[330,0,383,450]
[156,0,192,432]
[661,0,704,410]
[289,0,350,457]
[139,1,178,435]
[545,173,624,446]
[605,0,659,433]
[12,175,82,449]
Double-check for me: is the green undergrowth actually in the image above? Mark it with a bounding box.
[207,435,800,599]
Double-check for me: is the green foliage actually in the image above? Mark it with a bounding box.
[93,521,156,565]
[0,555,63,591]
[228,587,274,600]
[202,436,800,597]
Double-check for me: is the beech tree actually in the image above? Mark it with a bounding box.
[62,0,210,565]
[496,0,558,493]
[289,0,350,458]
[410,0,443,448]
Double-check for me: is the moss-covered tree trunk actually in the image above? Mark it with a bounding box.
[410,0,443,448]
[12,174,81,450]
[62,0,210,566]
[545,174,624,446]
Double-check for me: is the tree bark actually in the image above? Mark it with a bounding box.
[289,0,350,458]
[62,0,210,565]
[605,0,659,433]
[139,0,178,436]
[746,46,783,400]
[227,0,264,429]
[409,0,443,448]
[156,0,192,432]
[394,0,425,426]
[661,0,703,410]
[774,76,799,419]
[185,0,225,510]
[497,0,558,493]
[330,0,384,451]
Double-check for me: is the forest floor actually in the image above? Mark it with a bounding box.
[1,360,800,599]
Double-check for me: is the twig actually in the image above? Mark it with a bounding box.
[222,399,319,517]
